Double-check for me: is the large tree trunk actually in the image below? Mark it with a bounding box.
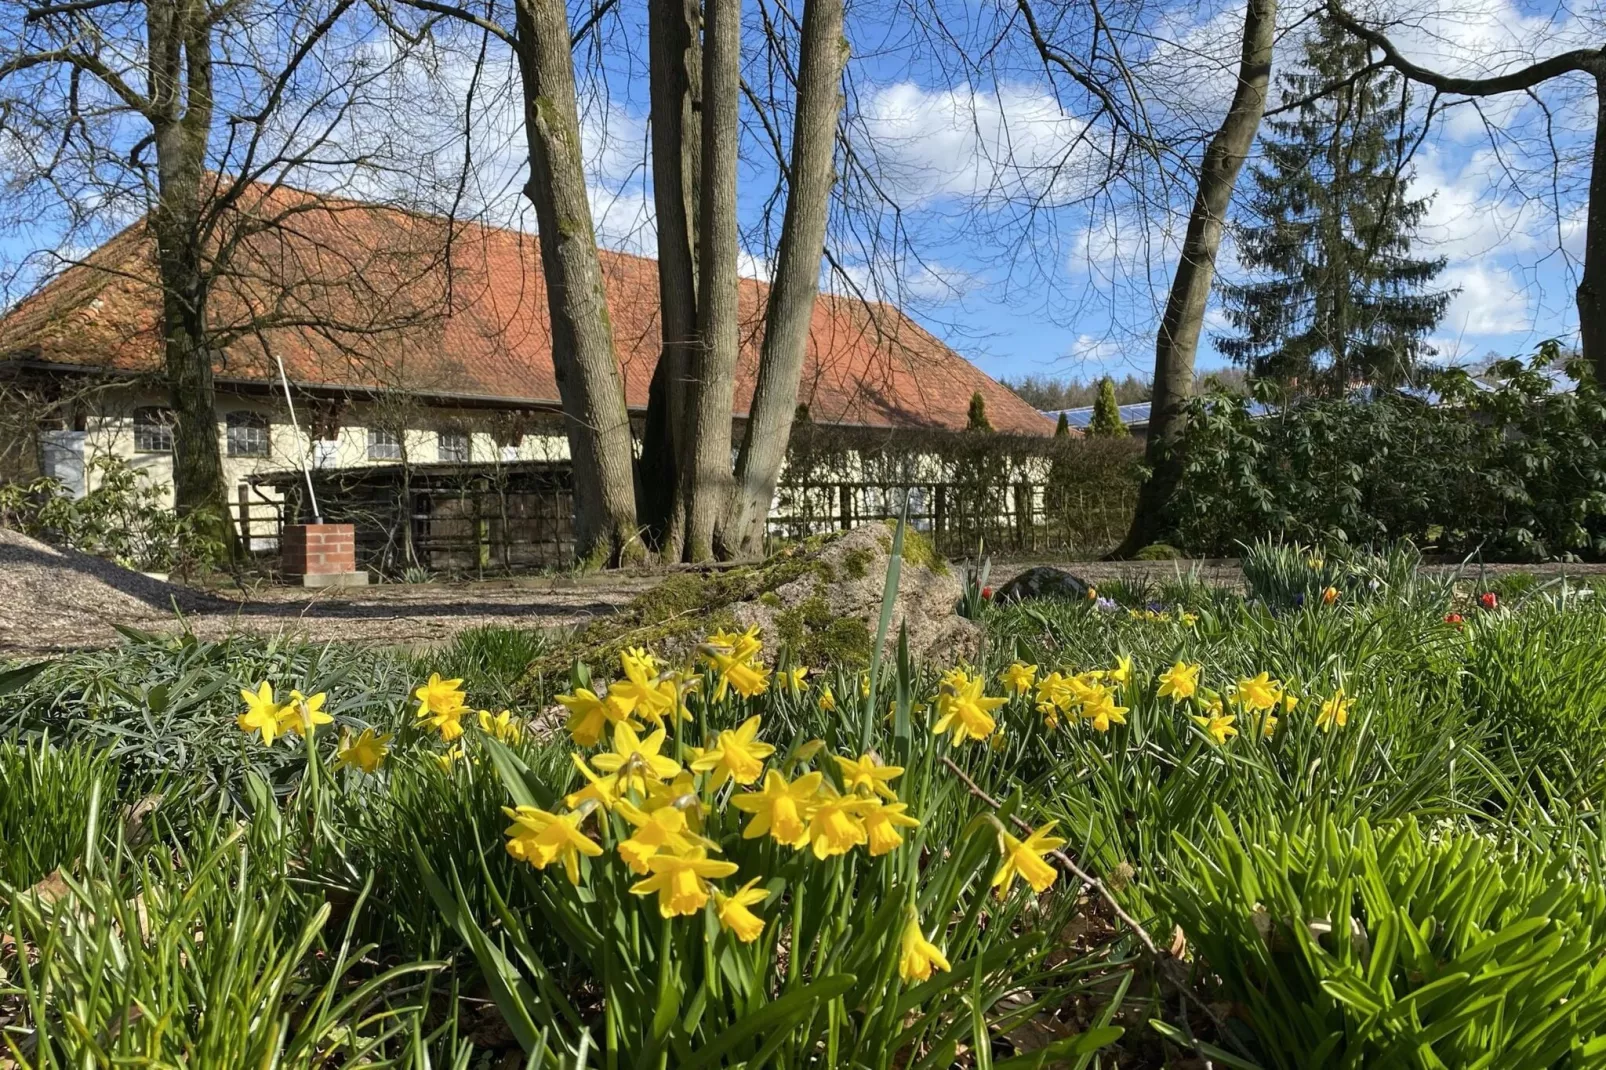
[512,0,642,565]
[148,0,235,559]
[679,0,741,562]
[1117,0,1277,555]
[639,0,703,557]
[716,0,848,558]
[1581,73,1606,385]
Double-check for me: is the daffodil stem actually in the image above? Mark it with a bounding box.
[938,754,1251,1060]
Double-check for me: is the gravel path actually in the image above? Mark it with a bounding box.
[9,527,1606,657]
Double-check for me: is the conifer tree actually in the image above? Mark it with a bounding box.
[1054,412,1071,437]
[966,392,993,432]
[1088,378,1129,437]
[1219,16,1452,391]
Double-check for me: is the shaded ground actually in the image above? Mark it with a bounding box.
[9,524,1606,656]
[0,527,652,654]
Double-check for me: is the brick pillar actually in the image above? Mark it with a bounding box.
[281,522,366,587]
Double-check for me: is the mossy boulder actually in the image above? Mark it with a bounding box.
[526,524,974,692]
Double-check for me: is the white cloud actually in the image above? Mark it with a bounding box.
[1440,262,1532,336]
[850,83,1093,207]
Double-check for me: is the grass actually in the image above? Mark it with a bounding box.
[4,538,1606,1066]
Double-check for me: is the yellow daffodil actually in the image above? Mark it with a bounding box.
[1318,689,1352,731]
[415,673,467,719]
[702,626,771,700]
[714,877,769,942]
[992,821,1065,896]
[614,800,707,874]
[1260,712,1279,738]
[478,709,524,744]
[503,805,604,885]
[732,770,820,848]
[277,689,332,739]
[899,912,951,982]
[780,666,809,696]
[435,746,467,771]
[1035,672,1073,712]
[806,786,873,859]
[690,715,775,788]
[1322,585,1339,606]
[336,727,391,773]
[609,648,676,727]
[416,673,469,741]
[835,752,904,799]
[1000,662,1038,696]
[238,681,285,745]
[817,687,836,712]
[862,800,920,856]
[859,674,872,698]
[587,722,683,798]
[557,687,629,747]
[1109,655,1133,688]
[1233,672,1281,713]
[629,849,740,918]
[1080,688,1128,732]
[1179,611,1199,627]
[1193,711,1238,745]
[1156,661,1201,703]
[931,670,1006,745]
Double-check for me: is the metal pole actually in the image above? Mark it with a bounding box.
[271,352,323,524]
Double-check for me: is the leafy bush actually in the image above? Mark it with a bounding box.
[0,455,222,573]
[1152,812,1606,1067]
[1171,344,1606,560]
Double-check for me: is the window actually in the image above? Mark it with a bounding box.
[367,427,402,461]
[226,411,270,458]
[132,406,173,453]
[438,430,470,463]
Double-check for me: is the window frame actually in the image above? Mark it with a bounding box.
[132,406,174,453]
[225,410,271,458]
[367,426,402,461]
[437,430,471,463]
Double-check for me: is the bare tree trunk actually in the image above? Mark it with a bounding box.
[148,0,235,559]
[716,0,847,558]
[1581,74,1606,384]
[512,0,642,565]
[1118,0,1276,555]
[680,0,741,562]
[639,0,703,557]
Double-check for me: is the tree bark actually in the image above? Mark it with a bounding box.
[716,0,847,557]
[680,0,741,561]
[1118,0,1277,555]
[512,0,643,565]
[639,0,703,557]
[147,0,234,558]
[1580,73,1606,384]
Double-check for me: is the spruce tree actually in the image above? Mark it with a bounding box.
[1219,16,1452,391]
[1088,377,1129,437]
[1054,412,1071,437]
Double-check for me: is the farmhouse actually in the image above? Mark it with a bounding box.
[0,186,1057,569]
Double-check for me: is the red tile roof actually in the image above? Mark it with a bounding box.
[0,184,1053,436]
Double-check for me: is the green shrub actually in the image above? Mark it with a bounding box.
[1171,344,1606,561]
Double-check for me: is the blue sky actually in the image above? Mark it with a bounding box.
[2,0,1597,388]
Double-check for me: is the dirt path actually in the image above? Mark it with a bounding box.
[10,524,1606,658]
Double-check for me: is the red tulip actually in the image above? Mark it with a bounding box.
[981,586,993,600]
[1444,612,1464,628]
[1479,592,1499,610]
